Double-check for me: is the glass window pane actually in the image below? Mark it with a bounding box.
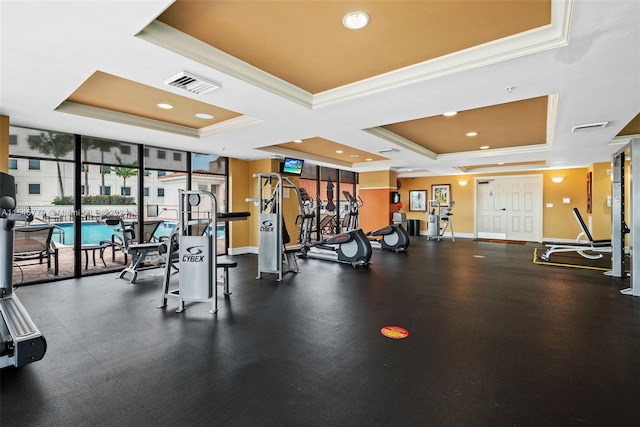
[29,159,40,170]
[28,183,40,194]
[301,162,317,179]
[81,136,138,166]
[9,126,74,161]
[8,159,17,169]
[190,153,227,253]
[144,145,187,172]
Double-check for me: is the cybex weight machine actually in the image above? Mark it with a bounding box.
[247,173,304,281]
[158,189,219,313]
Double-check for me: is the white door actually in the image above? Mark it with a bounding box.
[476,175,542,242]
[477,179,509,239]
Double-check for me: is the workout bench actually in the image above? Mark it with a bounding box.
[540,208,612,261]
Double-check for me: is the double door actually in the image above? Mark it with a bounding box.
[476,175,542,242]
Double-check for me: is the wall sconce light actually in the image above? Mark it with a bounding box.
[551,176,564,183]
[458,179,468,186]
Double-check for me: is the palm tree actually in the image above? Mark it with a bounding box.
[27,131,74,199]
[113,165,138,197]
[81,137,121,195]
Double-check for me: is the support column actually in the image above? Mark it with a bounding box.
[358,170,398,231]
[0,116,9,173]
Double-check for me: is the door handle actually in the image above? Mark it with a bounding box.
[500,208,506,211]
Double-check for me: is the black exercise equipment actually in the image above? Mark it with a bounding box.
[342,191,410,253]
[0,172,47,369]
[297,188,372,266]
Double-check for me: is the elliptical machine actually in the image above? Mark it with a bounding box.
[342,191,410,253]
[0,172,47,368]
[297,188,372,267]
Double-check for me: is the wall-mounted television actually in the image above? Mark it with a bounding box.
[280,157,304,176]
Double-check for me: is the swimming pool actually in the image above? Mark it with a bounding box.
[51,221,224,246]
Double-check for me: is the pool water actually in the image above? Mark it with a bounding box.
[52,221,224,246]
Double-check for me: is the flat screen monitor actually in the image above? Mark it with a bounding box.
[281,157,304,175]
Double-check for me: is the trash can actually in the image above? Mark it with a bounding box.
[407,219,420,236]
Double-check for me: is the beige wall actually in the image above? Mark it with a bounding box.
[359,170,398,231]
[228,158,251,250]
[396,165,613,241]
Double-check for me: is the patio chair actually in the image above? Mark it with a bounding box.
[13,225,59,275]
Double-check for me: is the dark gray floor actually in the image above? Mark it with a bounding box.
[2,237,639,426]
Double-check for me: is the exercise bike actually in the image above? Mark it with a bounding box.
[297,188,372,266]
[342,191,410,253]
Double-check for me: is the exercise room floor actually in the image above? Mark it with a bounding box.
[2,237,639,426]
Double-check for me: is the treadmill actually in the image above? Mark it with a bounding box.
[0,172,47,369]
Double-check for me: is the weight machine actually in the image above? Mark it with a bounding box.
[0,172,47,368]
[612,138,638,296]
[247,173,305,281]
[425,200,455,241]
[158,189,219,313]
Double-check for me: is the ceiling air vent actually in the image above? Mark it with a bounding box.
[377,148,400,154]
[164,71,220,95]
[571,121,608,133]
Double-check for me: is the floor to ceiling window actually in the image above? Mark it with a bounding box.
[8,126,76,283]
[78,136,140,275]
[298,164,359,240]
[7,125,229,284]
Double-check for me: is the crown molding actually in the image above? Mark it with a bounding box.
[137,20,313,109]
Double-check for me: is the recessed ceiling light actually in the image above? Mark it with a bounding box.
[293,139,303,143]
[336,150,344,154]
[157,103,173,109]
[350,154,360,158]
[480,145,490,150]
[443,111,458,117]
[195,113,214,119]
[366,158,373,161]
[343,11,369,29]
[466,131,478,137]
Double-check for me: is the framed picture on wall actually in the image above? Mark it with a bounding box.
[432,184,451,206]
[409,190,427,211]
